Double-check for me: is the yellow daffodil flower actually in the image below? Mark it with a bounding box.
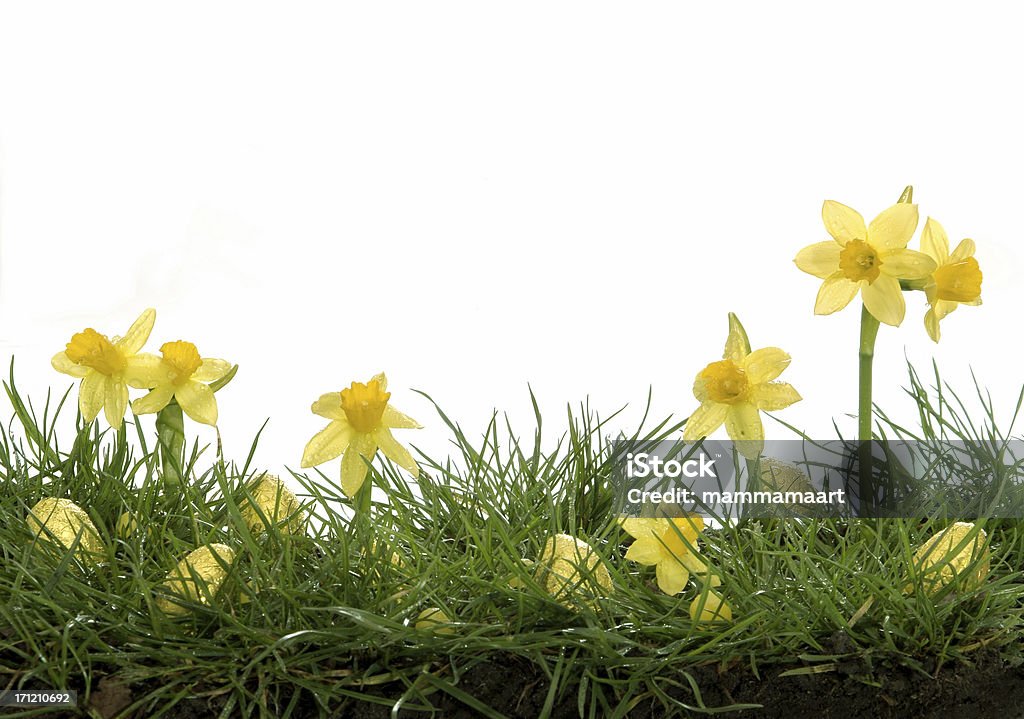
[683,314,800,460]
[794,200,936,326]
[51,308,159,428]
[919,218,983,342]
[621,515,719,596]
[300,373,421,497]
[130,340,232,425]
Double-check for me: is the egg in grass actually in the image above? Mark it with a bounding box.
[155,543,236,616]
[27,498,105,563]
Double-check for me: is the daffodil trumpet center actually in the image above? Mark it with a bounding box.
[65,328,126,376]
[161,341,203,385]
[933,257,982,303]
[838,239,882,283]
[699,360,748,405]
[341,380,390,433]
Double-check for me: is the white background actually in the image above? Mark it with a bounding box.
[1,3,1021,483]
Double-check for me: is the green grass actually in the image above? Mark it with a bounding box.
[2,362,1023,718]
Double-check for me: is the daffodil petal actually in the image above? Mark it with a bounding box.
[311,392,346,420]
[921,218,950,264]
[51,352,88,378]
[932,299,958,321]
[814,274,860,315]
[723,313,751,361]
[340,443,371,497]
[131,384,175,415]
[670,515,704,540]
[861,274,905,326]
[925,308,941,343]
[193,358,232,383]
[742,347,791,384]
[104,379,128,428]
[301,420,353,467]
[662,521,700,557]
[951,238,977,262]
[794,241,841,279]
[115,308,156,354]
[880,249,936,280]
[176,381,218,425]
[693,376,708,402]
[369,372,387,392]
[382,405,422,429]
[725,404,763,460]
[79,371,105,422]
[678,549,711,577]
[625,537,664,565]
[868,203,918,250]
[751,382,802,411]
[656,559,689,595]
[374,426,418,476]
[682,402,729,442]
[350,432,378,459]
[124,353,167,389]
[822,200,867,245]
[620,518,667,540]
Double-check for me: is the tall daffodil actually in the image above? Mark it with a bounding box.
[621,516,720,596]
[131,341,232,425]
[794,200,935,326]
[301,373,421,498]
[683,314,800,460]
[51,308,158,429]
[919,218,983,342]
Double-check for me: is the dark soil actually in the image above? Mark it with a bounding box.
[6,649,1024,718]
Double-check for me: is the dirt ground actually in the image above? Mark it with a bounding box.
[6,649,1024,718]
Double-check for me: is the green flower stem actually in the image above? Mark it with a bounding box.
[857,303,880,511]
[351,466,374,546]
[356,476,372,514]
[156,400,185,485]
[857,185,913,513]
[743,455,762,520]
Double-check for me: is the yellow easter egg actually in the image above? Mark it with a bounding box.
[538,534,612,609]
[115,511,138,539]
[907,522,989,595]
[416,607,455,633]
[689,589,733,624]
[156,543,236,616]
[239,474,305,534]
[27,498,104,562]
[508,558,536,589]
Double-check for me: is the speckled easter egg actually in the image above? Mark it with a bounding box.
[156,543,236,615]
[539,534,612,609]
[909,522,989,595]
[26,498,105,561]
[239,474,305,534]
